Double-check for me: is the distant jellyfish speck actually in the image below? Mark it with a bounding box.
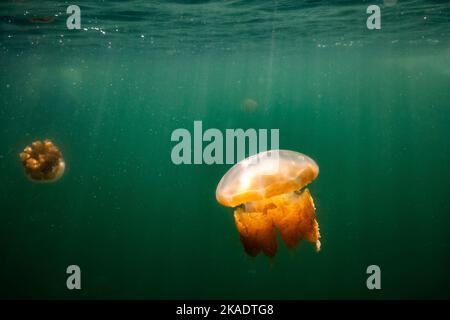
[384,0,397,7]
[241,98,258,113]
[28,16,55,24]
[216,150,321,258]
[19,139,65,182]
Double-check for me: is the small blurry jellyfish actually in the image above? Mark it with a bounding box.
[216,150,320,258]
[241,98,258,113]
[384,0,397,7]
[28,16,55,23]
[19,139,65,182]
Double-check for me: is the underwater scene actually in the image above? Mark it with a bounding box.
[0,0,449,299]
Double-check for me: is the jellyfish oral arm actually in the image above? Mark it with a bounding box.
[233,189,320,257]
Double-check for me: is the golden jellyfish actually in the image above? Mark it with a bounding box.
[241,98,258,113]
[216,150,320,257]
[19,139,65,182]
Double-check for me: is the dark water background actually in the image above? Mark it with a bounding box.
[0,0,449,299]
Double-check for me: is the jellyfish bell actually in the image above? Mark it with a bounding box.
[216,150,319,207]
[216,150,320,258]
[19,139,65,183]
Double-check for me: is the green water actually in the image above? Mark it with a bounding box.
[0,0,449,299]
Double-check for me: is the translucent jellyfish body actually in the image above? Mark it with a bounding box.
[19,139,65,182]
[216,150,320,257]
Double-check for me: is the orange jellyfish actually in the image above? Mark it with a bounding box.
[19,139,65,182]
[216,150,320,257]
